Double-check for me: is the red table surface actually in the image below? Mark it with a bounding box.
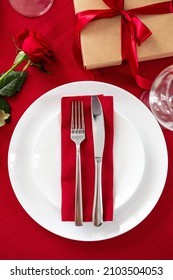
[0,1,173,260]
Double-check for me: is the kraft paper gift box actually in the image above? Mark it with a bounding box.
[73,0,173,70]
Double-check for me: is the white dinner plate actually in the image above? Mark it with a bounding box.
[8,81,168,241]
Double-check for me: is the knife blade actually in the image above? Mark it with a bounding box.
[91,96,105,227]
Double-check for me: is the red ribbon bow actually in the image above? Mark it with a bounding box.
[74,0,173,89]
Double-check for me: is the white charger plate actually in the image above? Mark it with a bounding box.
[8,81,168,241]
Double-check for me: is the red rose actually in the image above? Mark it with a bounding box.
[15,29,53,63]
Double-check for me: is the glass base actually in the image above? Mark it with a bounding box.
[9,0,54,17]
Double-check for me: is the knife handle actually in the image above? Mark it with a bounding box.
[93,158,103,227]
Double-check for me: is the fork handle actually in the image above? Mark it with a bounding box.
[75,144,83,226]
[92,158,103,227]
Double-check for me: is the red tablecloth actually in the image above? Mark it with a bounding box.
[0,0,173,260]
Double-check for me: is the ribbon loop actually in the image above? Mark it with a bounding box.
[104,0,124,10]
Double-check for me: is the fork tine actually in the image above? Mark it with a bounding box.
[71,101,74,130]
[75,101,77,130]
[78,101,81,129]
[71,101,85,131]
[81,101,85,130]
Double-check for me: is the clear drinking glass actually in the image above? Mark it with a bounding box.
[9,0,54,17]
[149,65,173,131]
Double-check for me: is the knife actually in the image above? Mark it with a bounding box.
[91,96,105,227]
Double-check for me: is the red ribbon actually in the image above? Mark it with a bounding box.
[74,0,173,89]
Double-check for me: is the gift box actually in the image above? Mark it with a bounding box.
[73,0,173,70]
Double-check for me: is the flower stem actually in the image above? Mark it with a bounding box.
[0,50,28,82]
[0,61,21,82]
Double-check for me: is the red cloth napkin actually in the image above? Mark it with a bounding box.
[61,95,114,222]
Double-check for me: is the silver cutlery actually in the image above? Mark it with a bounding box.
[71,100,85,226]
[91,96,105,227]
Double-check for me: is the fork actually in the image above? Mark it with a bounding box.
[71,100,85,226]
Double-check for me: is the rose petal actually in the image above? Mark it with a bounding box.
[15,29,53,64]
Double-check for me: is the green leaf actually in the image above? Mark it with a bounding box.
[0,70,27,97]
[0,97,11,114]
[0,97,11,123]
